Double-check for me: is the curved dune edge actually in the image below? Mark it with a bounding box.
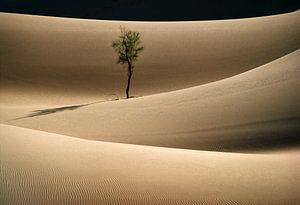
[1,10,299,205]
[0,11,299,105]
[5,50,300,152]
[0,124,299,205]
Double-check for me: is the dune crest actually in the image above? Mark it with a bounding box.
[1,11,300,205]
[0,11,299,104]
[4,50,300,152]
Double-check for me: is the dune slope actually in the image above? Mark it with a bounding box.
[0,11,300,205]
[0,11,299,104]
[1,124,299,205]
[5,50,300,151]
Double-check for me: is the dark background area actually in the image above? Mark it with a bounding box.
[0,0,299,21]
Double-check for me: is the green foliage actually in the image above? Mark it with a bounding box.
[112,26,144,65]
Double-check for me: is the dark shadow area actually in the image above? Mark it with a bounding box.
[168,116,300,153]
[12,97,120,120]
[27,104,88,117]
[101,116,300,153]
[8,93,132,121]
[13,104,89,120]
[1,0,299,21]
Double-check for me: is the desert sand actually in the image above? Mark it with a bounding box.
[1,124,299,204]
[0,10,300,204]
[0,11,299,105]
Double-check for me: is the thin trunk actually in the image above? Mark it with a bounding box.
[126,63,133,99]
[123,39,132,99]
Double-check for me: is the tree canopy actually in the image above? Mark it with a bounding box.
[112,26,144,99]
[112,26,144,65]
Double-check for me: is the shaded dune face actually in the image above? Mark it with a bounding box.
[0,11,300,205]
[0,11,299,104]
[6,50,300,152]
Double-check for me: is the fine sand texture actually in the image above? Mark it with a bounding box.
[1,124,299,205]
[1,10,300,205]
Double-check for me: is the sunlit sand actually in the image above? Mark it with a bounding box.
[0,10,299,204]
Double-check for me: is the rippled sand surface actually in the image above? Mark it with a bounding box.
[0,10,299,205]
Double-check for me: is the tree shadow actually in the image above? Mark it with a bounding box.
[10,94,140,121]
[12,104,89,120]
[12,96,121,120]
[27,104,88,117]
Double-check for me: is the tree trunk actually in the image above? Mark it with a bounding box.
[126,63,133,99]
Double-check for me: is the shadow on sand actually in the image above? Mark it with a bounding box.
[13,97,121,120]
[26,104,88,117]
[12,103,91,120]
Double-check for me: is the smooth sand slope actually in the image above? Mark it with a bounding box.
[0,11,299,105]
[5,50,300,151]
[1,124,299,205]
[0,11,300,205]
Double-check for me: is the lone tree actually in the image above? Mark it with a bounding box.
[112,26,144,99]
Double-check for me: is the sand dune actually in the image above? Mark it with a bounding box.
[0,11,299,105]
[4,50,300,151]
[1,124,299,205]
[1,11,300,205]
